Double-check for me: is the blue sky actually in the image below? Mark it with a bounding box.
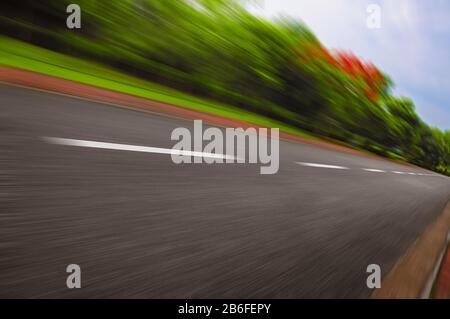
[251,0,450,130]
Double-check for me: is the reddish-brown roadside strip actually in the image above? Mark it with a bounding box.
[435,242,450,298]
[372,202,450,299]
[0,66,422,167]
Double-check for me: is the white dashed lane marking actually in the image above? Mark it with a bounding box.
[42,137,442,178]
[295,162,440,177]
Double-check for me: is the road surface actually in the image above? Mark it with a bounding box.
[1,84,449,298]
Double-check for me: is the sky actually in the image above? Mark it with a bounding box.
[251,0,450,130]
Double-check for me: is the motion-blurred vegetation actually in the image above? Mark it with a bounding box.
[1,0,449,175]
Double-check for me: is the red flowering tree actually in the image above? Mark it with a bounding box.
[297,42,388,102]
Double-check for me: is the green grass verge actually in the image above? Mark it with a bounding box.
[0,35,315,139]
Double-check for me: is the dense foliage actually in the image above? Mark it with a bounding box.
[1,0,448,174]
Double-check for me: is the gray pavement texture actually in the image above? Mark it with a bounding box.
[1,84,449,298]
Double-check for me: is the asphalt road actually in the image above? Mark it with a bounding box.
[1,84,449,298]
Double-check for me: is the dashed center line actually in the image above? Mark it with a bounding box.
[295,162,437,177]
[43,137,441,178]
[295,162,349,170]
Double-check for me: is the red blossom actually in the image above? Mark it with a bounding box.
[296,43,386,102]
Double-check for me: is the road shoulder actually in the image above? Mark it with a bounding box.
[372,201,450,298]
